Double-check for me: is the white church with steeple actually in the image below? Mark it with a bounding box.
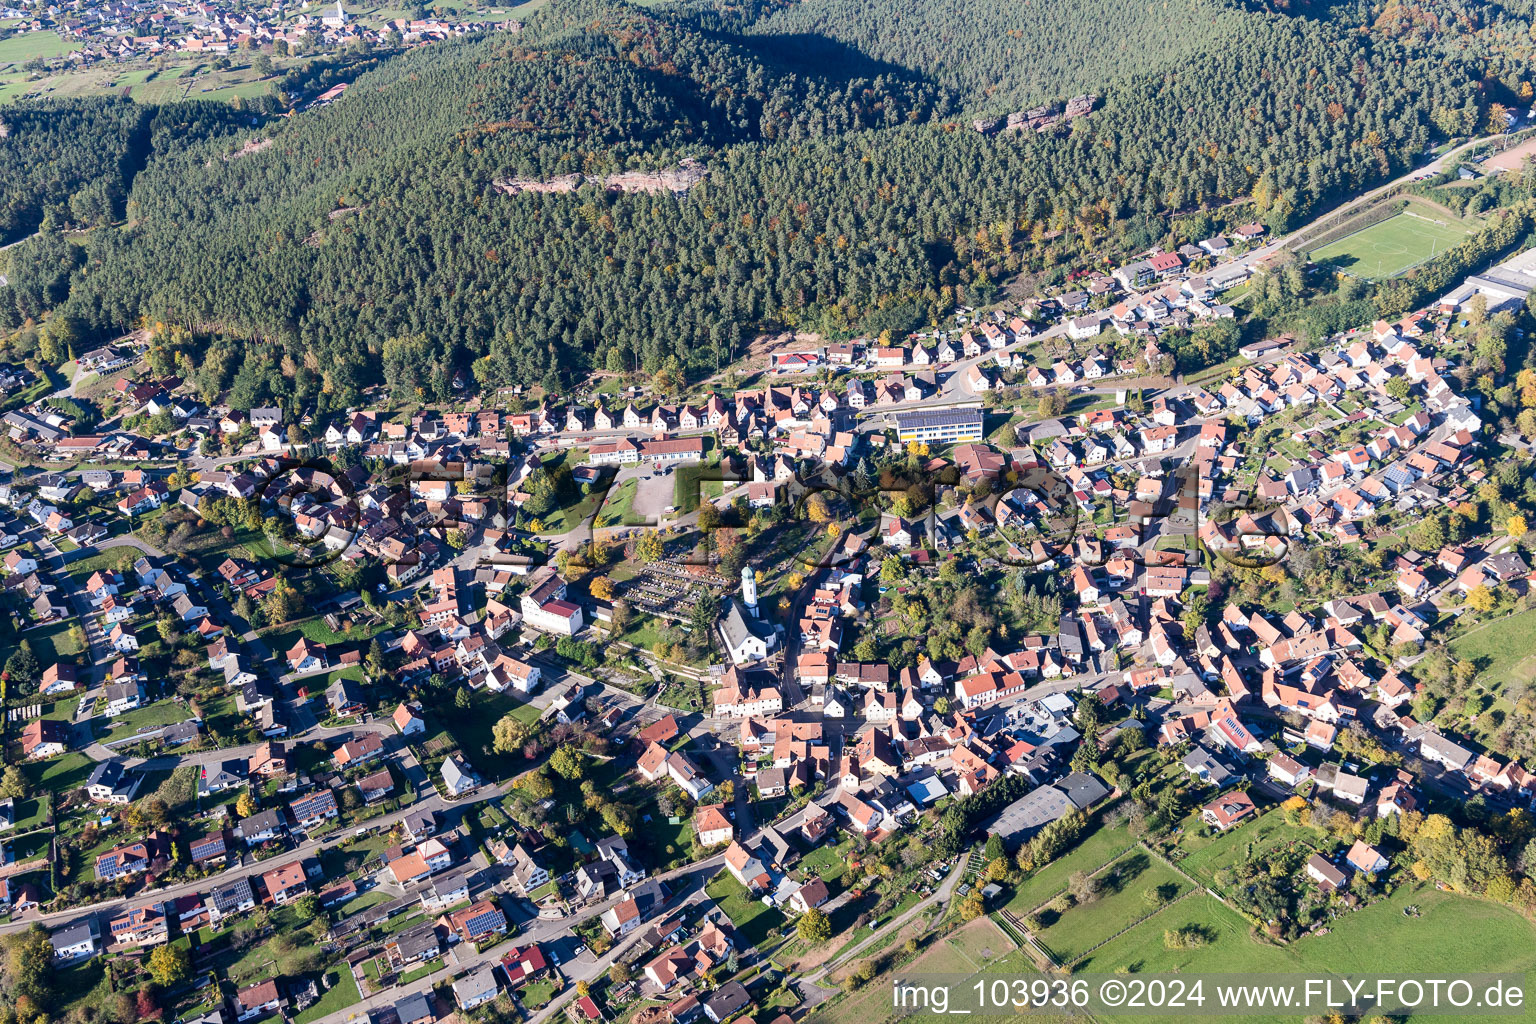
[322,1,347,28]
[718,565,776,666]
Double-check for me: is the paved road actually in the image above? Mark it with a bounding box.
[0,780,509,937]
[319,855,725,1024]
[303,795,828,1024]
[800,848,972,991]
[6,128,1511,1017]
[33,526,122,742]
[838,133,1511,417]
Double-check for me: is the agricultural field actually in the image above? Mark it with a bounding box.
[1448,608,1536,740]
[1074,886,1536,1024]
[819,879,1536,1024]
[1449,608,1536,695]
[1029,850,1191,964]
[0,55,303,104]
[1308,211,1476,279]
[1003,819,1135,913]
[0,30,81,65]
[815,918,1064,1024]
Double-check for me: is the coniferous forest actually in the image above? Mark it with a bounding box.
[1,0,1534,408]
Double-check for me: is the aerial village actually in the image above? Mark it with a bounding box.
[0,0,515,75]
[2,227,1536,1024]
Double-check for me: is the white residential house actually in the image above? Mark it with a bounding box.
[3,551,37,575]
[441,754,480,796]
[103,681,145,717]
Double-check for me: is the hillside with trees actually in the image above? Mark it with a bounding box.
[701,0,1245,113]
[0,0,1530,406]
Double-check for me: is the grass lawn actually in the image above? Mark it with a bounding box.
[613,611,672,655]
[1182,353,1248,387]
[478,802,509,829]
[6,797,46,832]
[986,411,1026,444]
[199,690,247,740]
[261,615,384,655]
[520,979,559,1009]
[1003,818,1134,913]
[24,750,95,793]
[299,615,385,644]
[655,676,706,712]
[706,870,786,950]
[536,486,605,535]
[633,795,692,869]
[322,833,392,879]
[397,962,437,985]
[100,698,193,737]
[448,690,541,778]
[5,829,51,863]
[340,889,394,916]
[508,699,543,726]
[292,966,362,1024]
[221,947,280,987]
[672,456,724,513]
[40,700,80,722]
[320,665,366,691]
[197,78,275,102]
[824,888,925,962]
[55,959,115,1021]
[1030,849,1190,963]
[184,524,269,577]
[1308,212,1474,280]
[378,912,428,935]
[0,54,322,103]
[1450,608,1536,694]
[797,839,856,885]
[0,616,84,669]
[595,478,650,528]
[1177,809,1327,890]
[65,549,134,580]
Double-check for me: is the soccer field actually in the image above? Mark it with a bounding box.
[1308,212,1474,279]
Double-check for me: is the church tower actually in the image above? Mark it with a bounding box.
[741,565,758,618]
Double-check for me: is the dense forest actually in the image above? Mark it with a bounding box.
[0,0,1529,408]
[0,99,252,245]
[694,0,1249,113]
